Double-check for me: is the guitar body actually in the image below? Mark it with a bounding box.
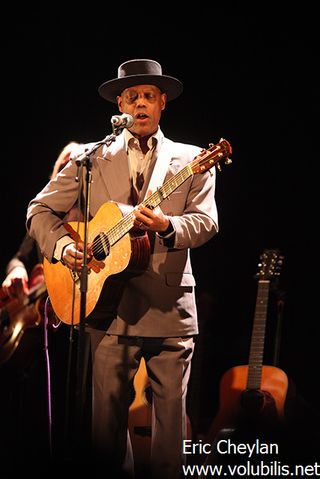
[128,357,193,468]
[43,201,150,325]
[206,364,289,442]
[128,357,152,466]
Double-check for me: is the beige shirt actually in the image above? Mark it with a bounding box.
[123,128,158,195]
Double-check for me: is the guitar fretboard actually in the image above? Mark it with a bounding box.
[247,280,270,389]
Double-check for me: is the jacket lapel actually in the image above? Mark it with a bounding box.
[138,138,175,203]
[95,135,133,204]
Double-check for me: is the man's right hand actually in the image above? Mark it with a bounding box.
[62,241,93,272]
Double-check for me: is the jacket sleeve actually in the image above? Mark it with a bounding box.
[163,143,219,250]
[26,159,82,262]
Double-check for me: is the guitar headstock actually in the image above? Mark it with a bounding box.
[255,249,284,281]
[191,138,232,175]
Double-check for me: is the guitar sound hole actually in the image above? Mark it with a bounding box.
[241,388,265,414]
[240,388,279,424]
[92,233,110,261]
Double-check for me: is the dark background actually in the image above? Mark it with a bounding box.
[1,4,319,470]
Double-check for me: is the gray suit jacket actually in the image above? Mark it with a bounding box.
[26,130,218,336]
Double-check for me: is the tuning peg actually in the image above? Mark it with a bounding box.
[225,157,232,165]
[216,162,222,172]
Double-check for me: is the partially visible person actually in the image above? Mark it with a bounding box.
[1,141,81,300]
[0,141,82,472]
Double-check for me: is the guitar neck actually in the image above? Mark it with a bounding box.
[142,164,193,209]
[106,163,193,246]
[247,279,270,389]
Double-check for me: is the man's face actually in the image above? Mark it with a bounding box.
[117,84,166,138]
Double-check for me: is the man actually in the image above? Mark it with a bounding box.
[26,59,219,478]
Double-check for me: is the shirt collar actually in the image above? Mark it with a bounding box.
[124,127,163,152]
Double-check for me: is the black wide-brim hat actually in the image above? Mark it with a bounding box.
[98,59,183,103]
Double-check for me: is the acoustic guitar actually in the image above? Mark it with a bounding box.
[206,249,288,442]
[43,138,232,325]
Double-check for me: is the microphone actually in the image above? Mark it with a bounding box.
[111,113,134,128]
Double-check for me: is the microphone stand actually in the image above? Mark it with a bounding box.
[72,124,124,458]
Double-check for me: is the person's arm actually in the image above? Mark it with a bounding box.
[2,233,39,296]
[2,266,29,297]
[167,167,218,250]
[133,145,218,250]
[27,143,92,263]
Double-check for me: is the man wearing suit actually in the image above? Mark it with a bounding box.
[26,59,219,478]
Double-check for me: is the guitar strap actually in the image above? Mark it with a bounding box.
[141,138,174,201]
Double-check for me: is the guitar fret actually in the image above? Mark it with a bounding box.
[144,165,192,209]
[107,213,135,246]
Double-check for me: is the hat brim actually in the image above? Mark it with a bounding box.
[98,74,183,103]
